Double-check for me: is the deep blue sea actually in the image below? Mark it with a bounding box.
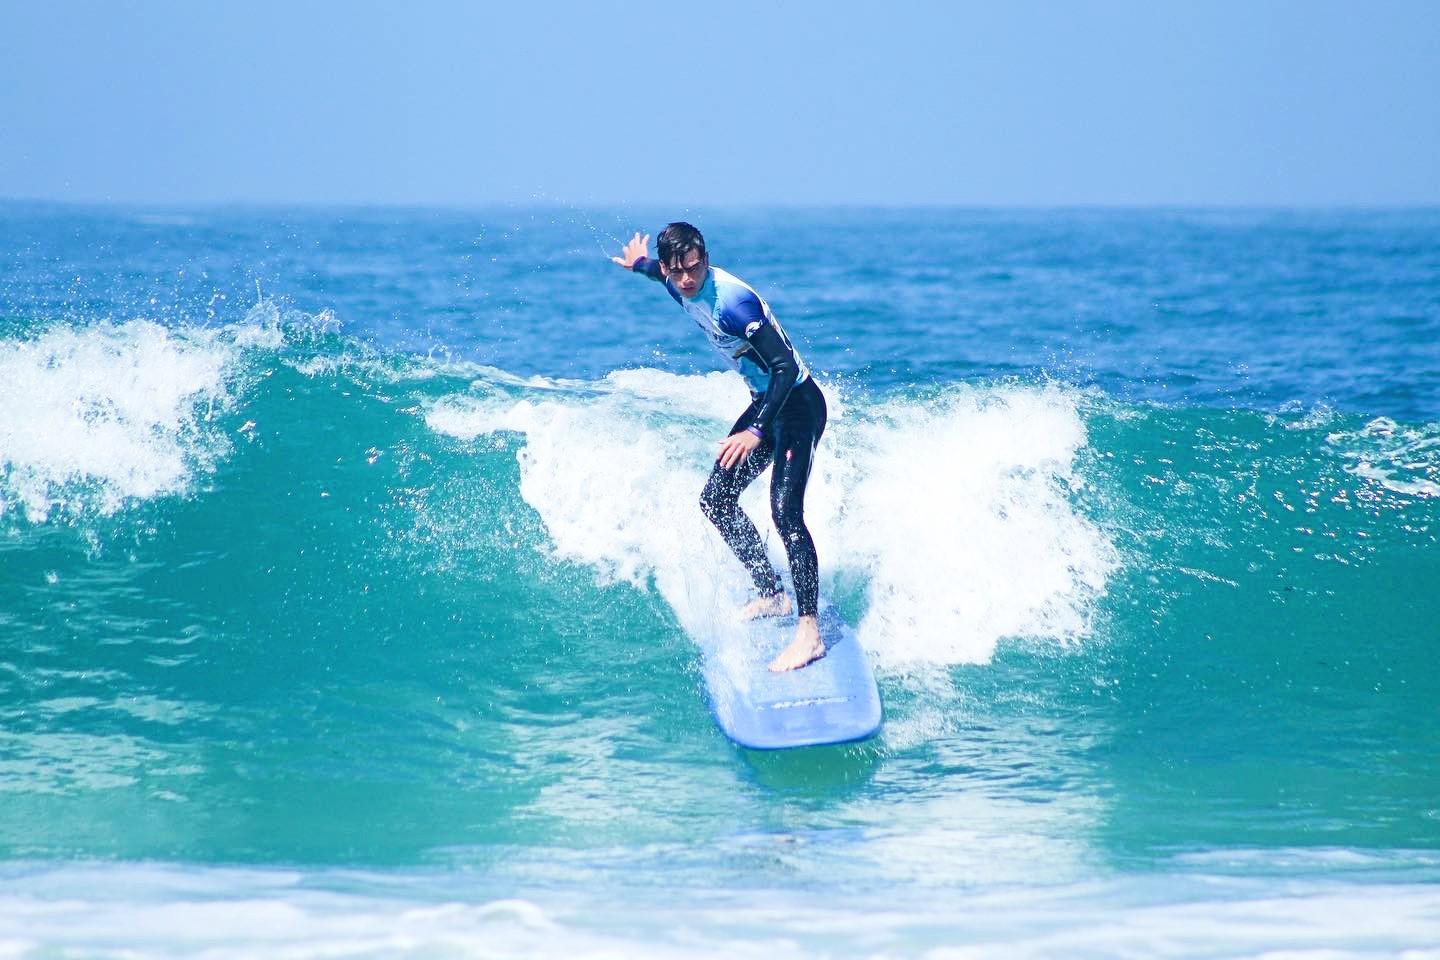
[2,203,1438,957]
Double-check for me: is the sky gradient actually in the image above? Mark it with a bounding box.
[2,0,1437,206]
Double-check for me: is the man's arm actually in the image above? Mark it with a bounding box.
[631,257,665,282]
[743,321,800,435]
[716,306,803,470]
[611,232,664,282]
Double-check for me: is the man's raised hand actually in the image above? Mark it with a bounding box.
[611,232,651,270]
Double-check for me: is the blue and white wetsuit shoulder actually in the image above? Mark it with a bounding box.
[632,258,810,434]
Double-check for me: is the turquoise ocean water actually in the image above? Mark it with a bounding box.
[2,204,1438,957]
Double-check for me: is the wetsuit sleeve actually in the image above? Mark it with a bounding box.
[631,257,665,282]
[744,320,800,435]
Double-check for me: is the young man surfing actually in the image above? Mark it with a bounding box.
[612,222,828,672]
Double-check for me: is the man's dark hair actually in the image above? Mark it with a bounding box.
[656,222,706,269]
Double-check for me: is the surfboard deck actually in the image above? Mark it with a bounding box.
[697,603,882,750]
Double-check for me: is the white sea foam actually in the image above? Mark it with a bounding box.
[0,299,369,524]
[4,859,1439,960]
[838,385,1114,667]
[0,320,239,523]
[1328,417,1440,499]
[426,370,749,645]
[426,370,1117,668]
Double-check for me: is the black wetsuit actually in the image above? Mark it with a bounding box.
[632,257,828,617]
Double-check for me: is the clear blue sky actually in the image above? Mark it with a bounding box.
[2,0,1437,206]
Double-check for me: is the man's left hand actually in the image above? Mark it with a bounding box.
[717,430,761,470]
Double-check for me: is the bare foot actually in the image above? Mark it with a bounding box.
[768,615,825,672]
[739,592,792,621]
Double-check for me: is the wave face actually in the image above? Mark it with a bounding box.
[1,206,1437,956]
[3,315,1435,847]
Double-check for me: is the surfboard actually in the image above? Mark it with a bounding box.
[697,603,882,750]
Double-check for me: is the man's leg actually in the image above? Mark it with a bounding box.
[766,381,828,671]
[699,408,783,607]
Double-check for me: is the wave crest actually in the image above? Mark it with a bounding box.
[426,371,1117,668]
[0,320,238,523]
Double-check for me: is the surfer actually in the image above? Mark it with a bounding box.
[613,222,827,672]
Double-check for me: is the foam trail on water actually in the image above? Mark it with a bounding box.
[426,371,1116,669]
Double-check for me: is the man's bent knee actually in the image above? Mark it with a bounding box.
[700,485,731,526]
[771,504,805,539]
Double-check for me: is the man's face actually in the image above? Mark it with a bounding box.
[661,250,708,299]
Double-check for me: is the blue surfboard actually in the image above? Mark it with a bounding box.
[697,603,882,750]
